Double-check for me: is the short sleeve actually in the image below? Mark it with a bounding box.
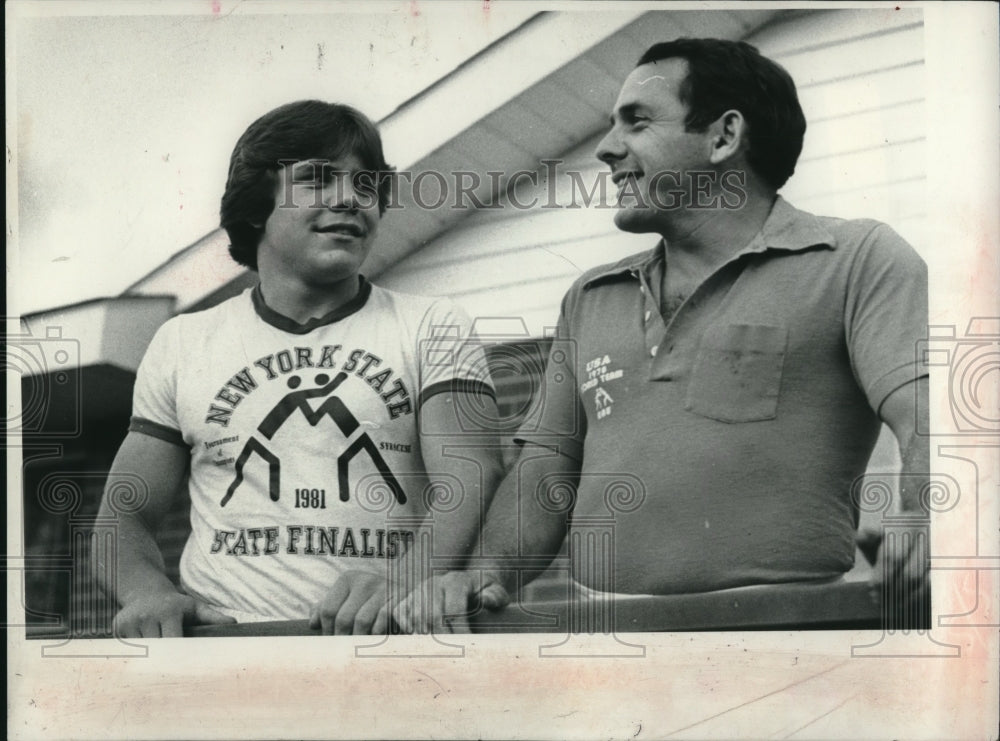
[512,290,587,462]
[129,318,187,447]
[844,223,929,415]
[415,298,496,408]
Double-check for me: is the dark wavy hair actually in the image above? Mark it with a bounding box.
[220,100,393,270]
[638,38,806,190]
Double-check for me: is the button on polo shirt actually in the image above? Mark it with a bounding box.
[516,197,929,596]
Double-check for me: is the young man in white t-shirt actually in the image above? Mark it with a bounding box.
[97,100,503,636]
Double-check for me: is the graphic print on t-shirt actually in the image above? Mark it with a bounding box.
[220,370,406,508]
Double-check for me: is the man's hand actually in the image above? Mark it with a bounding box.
[113,590,236,638]
[872,378,932,627]
[858,522,930,626]
[394,570,510,635]
[309,570,391,635]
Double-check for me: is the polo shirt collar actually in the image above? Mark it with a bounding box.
[582,248,662,289]
[582,196,837,290]
[742,196,839,255]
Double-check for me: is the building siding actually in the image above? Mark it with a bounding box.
[378,8,927,336]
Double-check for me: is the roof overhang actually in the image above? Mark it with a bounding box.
[124,8,785,312]
[15,295,176,376]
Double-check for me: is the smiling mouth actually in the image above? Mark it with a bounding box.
[612,171,645,207]
[611,170,643,188]
[314,223,366,238]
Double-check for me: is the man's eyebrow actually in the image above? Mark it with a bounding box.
[610,103,641,125]
[288,160,354,178]
[288,161,322,177]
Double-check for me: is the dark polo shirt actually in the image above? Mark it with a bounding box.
[517,197,928,594]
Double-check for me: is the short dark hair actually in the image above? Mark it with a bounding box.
[637,38,806,190]
[220,100,393,270]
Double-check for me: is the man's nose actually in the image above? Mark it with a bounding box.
[323,174,360,211]
[595,126,625,165]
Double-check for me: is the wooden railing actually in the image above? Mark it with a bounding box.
[180,578,883,638]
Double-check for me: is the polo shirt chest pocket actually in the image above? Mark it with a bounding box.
[684,323,787,423]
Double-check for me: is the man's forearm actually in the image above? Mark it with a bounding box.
[95,509,178,606]
[472,445,575,592]
[394,450,504,596]
[95,433,190,606]
[897,378,930,515]
[396,447,572,595]
[898,431,930,513]
[423,452,505,562]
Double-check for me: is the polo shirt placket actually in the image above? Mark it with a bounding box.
[518,197,927,595]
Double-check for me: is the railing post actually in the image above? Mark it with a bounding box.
[539,474,645,657]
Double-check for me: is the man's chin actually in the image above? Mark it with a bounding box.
[305,258,365,286]
[613,208,660,234]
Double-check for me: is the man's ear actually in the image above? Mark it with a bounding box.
[708,109,748,166]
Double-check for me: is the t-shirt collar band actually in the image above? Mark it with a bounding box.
[252,275,372,333]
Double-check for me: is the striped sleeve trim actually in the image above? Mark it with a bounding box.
[418,379,497,409]
[129,417,189,449]
[512,435,584,464]
[869,362,930,418]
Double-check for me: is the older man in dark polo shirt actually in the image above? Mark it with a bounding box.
[396,38,929,632]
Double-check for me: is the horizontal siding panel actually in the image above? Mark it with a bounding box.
[798,63,924,123]
[518,78,608,140]
[419,147,497,207]
[383,208,609,272]
[383,196,647,272]
[482,308,563,340]
[722,9,794,38]
[384,252,578,298]
[786,138,924,197]
[482,101,577,161]
[381,10,927,338]
[367,209,448,276]
[775,25,924,89]
[759,8,927,265]
[450,273,577,306]
[381,228,652,299]
[607,10,772,66]
[751,8,921,58]
[800,100,925,161]
[449,126,532,181]
[379,192,449,233]
[458,280,576,336]
[456,272,575,307]
[512,168,619,211]
[460,172,615,231]
[785,176,926,223]
[555,132,607,173]
[549,56,633,121]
